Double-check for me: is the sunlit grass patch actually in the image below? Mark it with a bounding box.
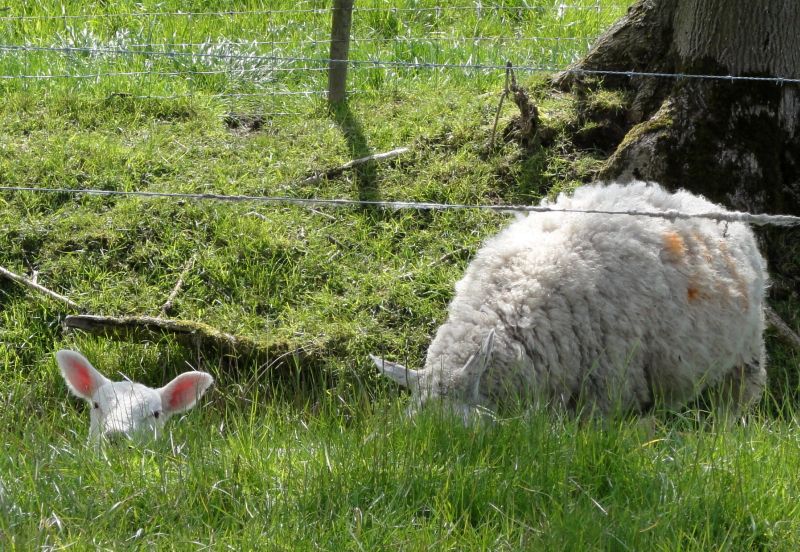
[2,0,800,549]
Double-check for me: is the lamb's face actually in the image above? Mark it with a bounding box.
[89,381,168,443]
[371,330,495,423]
[56,350,213,444]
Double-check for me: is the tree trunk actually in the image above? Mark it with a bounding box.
[556,0,800,284]
[558,0,800,213]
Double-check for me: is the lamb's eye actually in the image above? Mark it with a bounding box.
[93,402,100,409]
[153,411,161,419]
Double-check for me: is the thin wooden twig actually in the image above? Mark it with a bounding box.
[308,208,338,221]
[159,254,197,316]
[489,62,513,151]
[0,265,83,311]
[244,211,268,220]
[297,147,409,186]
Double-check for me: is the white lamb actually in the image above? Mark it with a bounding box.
[56,350,213,443]
[372,181,767,420]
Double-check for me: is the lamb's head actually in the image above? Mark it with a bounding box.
[371,330,494,422]
[56,350,213,444]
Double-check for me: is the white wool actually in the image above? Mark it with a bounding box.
[373,181,767,417]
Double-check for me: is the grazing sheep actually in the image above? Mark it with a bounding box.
[372,181,767,420]
[56,350,213,443]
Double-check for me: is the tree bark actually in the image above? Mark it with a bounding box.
[556,0,800,286]
[558,0,800,215]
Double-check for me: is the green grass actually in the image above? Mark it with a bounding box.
[2,0,800,549]
[3,402,800,549]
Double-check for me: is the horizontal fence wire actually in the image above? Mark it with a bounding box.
[0,69,328,80]
[2,45,799,85]
[2,186,798,227]
[0,70,328,82]
[0,5,603,21]
[116,36,597,48]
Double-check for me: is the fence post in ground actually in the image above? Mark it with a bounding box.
[328,0,355,105]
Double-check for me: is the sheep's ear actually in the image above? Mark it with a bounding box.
[158,372,214,415]
[56,350,110,401]
[458,330,495,401]
[370,355,421,388]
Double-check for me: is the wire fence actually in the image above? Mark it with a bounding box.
[2,1,798,110]
[3,185,799,227]
[6,44,800,83]
[0,1,619,110]
[1,3,798,219]
[3,2,798,114]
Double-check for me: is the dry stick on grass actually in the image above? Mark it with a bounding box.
[0,265,84,311]
[159,254,197,317]
[297,147,409,186]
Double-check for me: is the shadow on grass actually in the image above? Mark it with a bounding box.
[329,100,380,206]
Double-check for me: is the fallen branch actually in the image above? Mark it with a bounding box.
[0,265,83,311]
[765,305,800,351]
[1,263,304,364]
[297,147,409,186]
[64,314,268,358]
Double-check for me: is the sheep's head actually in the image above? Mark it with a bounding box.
[56,350,213,444]
[371,330,495,422]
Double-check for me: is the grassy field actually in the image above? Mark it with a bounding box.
[2,0,800,549]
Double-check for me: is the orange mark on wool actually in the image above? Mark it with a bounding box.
[662,231,686,261]
[690,231,714,263]
[718,241,749,307]
[686,275,712,304]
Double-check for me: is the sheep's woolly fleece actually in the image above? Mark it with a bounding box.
[374,181,767,417]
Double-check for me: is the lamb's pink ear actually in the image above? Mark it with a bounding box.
[55,350,110,401]
[159,372,214,414]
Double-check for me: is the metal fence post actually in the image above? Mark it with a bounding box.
[328,0,354,104]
